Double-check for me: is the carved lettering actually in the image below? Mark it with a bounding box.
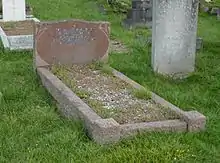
[55,28,94,45]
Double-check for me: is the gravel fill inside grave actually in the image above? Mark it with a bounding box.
[0,20,34,36]
[51,64,179,124]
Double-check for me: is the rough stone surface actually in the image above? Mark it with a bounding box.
[111,68,185,117]
[37,67,114,143]
[111,68,145,90]
[34,20,110,65]
[2,0,26,21]
[91,118,120,144]
[120,120,187,138]
[152,0,199,78]
[37,66,206,144]
[34,55,50,69]
[37,67,101,121]
[52,64,179,124]
[37,67,120,144]
[37,65,206,144]
[111,67,206,128]
[182,111,206,132]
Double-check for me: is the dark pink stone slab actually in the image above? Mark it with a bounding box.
[34,19,110,66]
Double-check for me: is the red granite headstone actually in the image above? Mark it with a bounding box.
[34,19,110,66]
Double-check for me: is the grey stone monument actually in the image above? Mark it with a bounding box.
[122,0,152,29]
[152,0,200,78]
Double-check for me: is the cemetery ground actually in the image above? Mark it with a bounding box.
[0,0,220,162]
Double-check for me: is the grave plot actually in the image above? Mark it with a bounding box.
[0,21,33,36]
[35,19,206,144]
[0,0,40,50]
[51,63,179,124]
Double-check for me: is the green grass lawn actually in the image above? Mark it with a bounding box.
[0,0,220,162]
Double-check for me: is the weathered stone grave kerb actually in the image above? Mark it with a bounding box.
[35,19,206,144]
[152,0,200,78]
[0,0,40,50]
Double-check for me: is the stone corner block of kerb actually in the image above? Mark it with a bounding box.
[182,110,206,132]
[90,118,121,144]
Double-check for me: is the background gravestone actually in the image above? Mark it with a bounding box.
[152,0,200,78]
[122,0,152,29]
[0,0,32,16]
[122,0,203,50]
[2,0,26,21]
[199,0,220,20]
[34,20,110,66]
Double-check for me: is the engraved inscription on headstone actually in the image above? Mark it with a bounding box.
[8,35,33,49]
[34,20,110,65]
[55,28,94,45]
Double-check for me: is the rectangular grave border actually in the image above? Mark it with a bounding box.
[36,59,206,144]
[0,15,40,51]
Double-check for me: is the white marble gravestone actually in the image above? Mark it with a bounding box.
[2,0,26,21]
[152,0,199,78]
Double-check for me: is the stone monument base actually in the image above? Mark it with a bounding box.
[0,15,40,51]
